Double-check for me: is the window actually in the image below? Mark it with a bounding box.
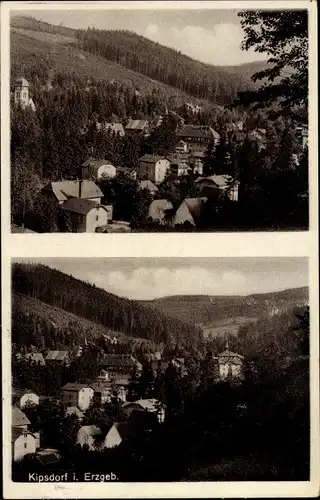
[96,213,99,222]
[16,92,21,99]
[23,92,27,98]
[24,443,27,449]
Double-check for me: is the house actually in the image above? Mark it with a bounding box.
[148,199,174,224]
[189,152,205,175]
[173,197,207,227]
[138,155,171,184]
[175,140,189,154]
[12,427,38,462]
[99,354,141,378]
[12,406,39,462]
[11,224,37,234]
[25,352,46,366]
[15,390,39,409]
[195,175,239,201]
[65,406,85,421]
[116,166,137,179]
[167,155,190,176]
[125,119,149,136]
[296,125,308,150]
[62,198,113,233]
[76,425,104,450]
[13,77,36,111]
[176,125,220,153]
[97,122,125,137]
[61,383,94,411]
[139,180,158,196]
[111,375,131,402]
[123,399,165,423]
[217,347,244,379]
[81,157,117,180]
[91,384,112,406]
[45,350,70,365]
[42,180,103,205]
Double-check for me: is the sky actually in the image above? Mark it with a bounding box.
[14,8,268,66]
[14,258,308,300]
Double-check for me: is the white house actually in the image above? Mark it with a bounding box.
[19,391,40,409]
[76,425,103,450]
[217,348,244,379]
[61,383,94,411]
[12,428,37,462]
[138,155,171,184]
[195,175,239,201]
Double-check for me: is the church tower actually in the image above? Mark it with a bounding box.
[14,77,30,108]
[14,77,36,111]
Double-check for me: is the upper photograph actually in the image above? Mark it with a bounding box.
[10,7,309,233]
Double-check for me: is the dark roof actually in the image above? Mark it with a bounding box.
[36,449,61,466]
[126,119,149,130]
[12,406,31,427]
[63,197,97,215]
[44,180,103,202]
[81,157,114,169]
[139,154,167,163]
[100,354,138,368]
[61,383,92,392]
[177,125,220,140]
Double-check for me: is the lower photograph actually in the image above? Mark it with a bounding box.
[10,257,309,482]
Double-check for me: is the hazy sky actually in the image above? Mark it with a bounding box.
[14,8,268,66]
[14,258,308,300]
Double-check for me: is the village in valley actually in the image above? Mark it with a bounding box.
[11,258,310,482]
[10,13,308,234]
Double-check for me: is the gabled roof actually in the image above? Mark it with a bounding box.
[218,350,244,359]
[43,180,103,202]
[183,197,207,219]
[15,77,29,87]
[36,448,61,466]
[81,157,115,169]
[61,383,92,392]
[126,119,149,130]
[25,352,46,365]
[177,125,220,140]
[123,399,158,411]
[12,428,35,443]
[140,180,158,192]
[148,199,174,221]
[100,354,138,368]
[78,425,102,438]
[12,406,31,427]
[97,122,125,135]
[45,350,69,361]
[66,406,84,418]
[63,197,97,215]
[139,154,167,163]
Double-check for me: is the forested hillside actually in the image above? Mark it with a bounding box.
[11,16,265,106]
[142,287,309,327]
[12,263,203,348]
[75,27,264,105]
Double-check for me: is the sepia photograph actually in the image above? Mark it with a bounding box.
[9,5,309,233]
[10,257,310,482]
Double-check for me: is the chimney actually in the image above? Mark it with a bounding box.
[79,179,83,198]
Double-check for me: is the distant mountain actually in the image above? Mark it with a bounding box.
[141,287,309,337]
[11,263,203,348]
[10,15,267,106]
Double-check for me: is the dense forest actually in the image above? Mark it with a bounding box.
[75,27,262,105]
[11,263,203,347]
[143,286,309,325]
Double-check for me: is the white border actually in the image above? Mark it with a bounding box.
[1,1,319,498]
